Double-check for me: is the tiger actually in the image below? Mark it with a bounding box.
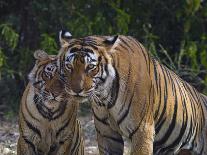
[57,30,207,155]
[17,50,84,155]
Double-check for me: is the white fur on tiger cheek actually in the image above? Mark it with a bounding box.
[107,64,115,78]
[103,64,115,88]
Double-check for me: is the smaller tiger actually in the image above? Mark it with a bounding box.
[17,50,84,155]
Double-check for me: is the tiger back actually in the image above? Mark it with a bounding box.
[58,32,207,155]
[17,50,84,155]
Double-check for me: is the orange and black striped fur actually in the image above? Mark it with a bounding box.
[58,32,207,155]
[17,50,84,155]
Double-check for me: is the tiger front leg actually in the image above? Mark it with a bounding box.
[130,123,154,155]
[53,140,72,155]
[72,137,84,155]
[17,136,37,155]
[59,135,84,155]
[57,121,84,155]
[96,130,124,155]
[94,117,124,155]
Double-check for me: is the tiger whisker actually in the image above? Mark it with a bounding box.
[91,92,103,105]
[93,89,115,106]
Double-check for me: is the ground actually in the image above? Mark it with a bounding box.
[0,110,130,155]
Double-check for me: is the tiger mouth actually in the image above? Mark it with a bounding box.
[72,95,89,103]
[73,94,87,98]
[65,87,93,98]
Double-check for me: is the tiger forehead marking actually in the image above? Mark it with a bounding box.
[65,47,99,66]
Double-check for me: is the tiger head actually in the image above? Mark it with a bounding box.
[58,30,119,102]
[28,50,67,108]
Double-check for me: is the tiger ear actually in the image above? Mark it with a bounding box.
[103,35,119,52]
[34,50,49,61]
[103,35,119,45]
[59,30,72,47]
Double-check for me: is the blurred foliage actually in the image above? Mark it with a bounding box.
[40,33,58,54]
[0,24,19,50]
[0,0,206,115]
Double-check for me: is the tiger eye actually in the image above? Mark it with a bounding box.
[66,64,73,72]
[46,67,51,71]
[88,64,95,70]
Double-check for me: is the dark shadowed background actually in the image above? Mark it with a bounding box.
[0,0,207,118]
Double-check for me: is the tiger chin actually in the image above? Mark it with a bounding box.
[58,31,207,155]
[17,50,84,155]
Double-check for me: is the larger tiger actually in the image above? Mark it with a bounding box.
[58,31,207,155]
[17,50,84,155]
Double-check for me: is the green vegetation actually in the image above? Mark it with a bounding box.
[0,0,206,115]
